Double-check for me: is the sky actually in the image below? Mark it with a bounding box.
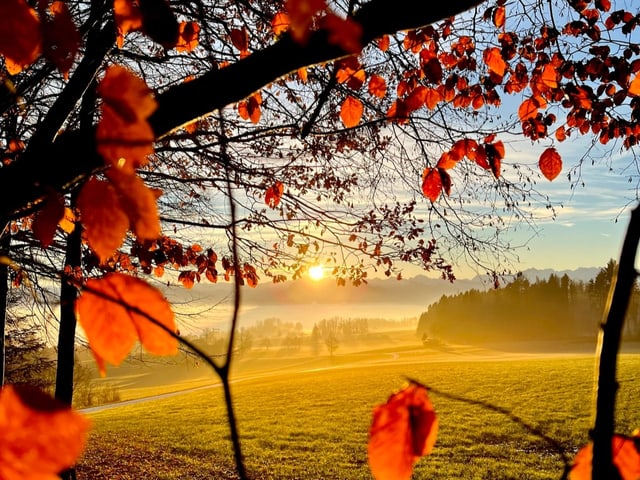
[446,135,639,279]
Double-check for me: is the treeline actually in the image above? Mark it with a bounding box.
[417,260,640,343]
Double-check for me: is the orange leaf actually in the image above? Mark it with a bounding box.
[421,168,442,202]
[493,6,505,28]
[76,272,178,376]
[321,13,363,54]
[340,96,363,128]
[42,1,80,79]
[436,151,458,170]
[59,207,76,234]
[96,105,155,172]
[0,0,42,74]
[113,0,143,48]
[0,384,91,479]
[96,65,157,172]
[175,21,200,52]
[569,434,640,480]
[32,192,65,248]
[265,182,284,209]
[77,177,129,262]
[107,169,161,241]
[539,147,563,181]
[405,86,428,113]
[629,74,640,97]
[238,92,262,123]
[555,125,567,142]
[368,383,438,480]
[297,67,308,83]
[518,97,542,122]
[97,65,157,123]
[271,11,290,36]
[286,0,326,43]
[540,63,558,90]
[425,88,443,110]
[483,47,507,77]
[368,74,387,99]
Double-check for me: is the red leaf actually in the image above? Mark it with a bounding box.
[230,27,249,55]
[421,168,442,202]
[42,1,81,79]
[439,169,452,196]
[32,192,65,248]
[0,0,42,74]
[539,147,563,181]
[377,35,389,52]
[569,434,640,480]
[436,151,458,170]
[0,385,91,479]
[486,140,504,178]
[368,383,438,480]
[340,96,363,128]
[178,270,197,289]
[76,273,178,376]
[265,182,284,209]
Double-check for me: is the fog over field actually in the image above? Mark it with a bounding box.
[160,267,600,334]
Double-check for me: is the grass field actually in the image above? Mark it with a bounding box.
[76,338,640,479]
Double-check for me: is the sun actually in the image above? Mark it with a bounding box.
[308,265,324,281]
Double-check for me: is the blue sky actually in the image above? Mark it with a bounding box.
[450,135,639,279]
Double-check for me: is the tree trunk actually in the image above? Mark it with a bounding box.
[0,233,10,387]
[55,223,81,480]
[591,204,640,479]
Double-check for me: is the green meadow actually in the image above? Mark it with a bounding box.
[76,337,640,479]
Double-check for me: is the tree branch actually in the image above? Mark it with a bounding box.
[0,0,481,223]
[591,203,640,479]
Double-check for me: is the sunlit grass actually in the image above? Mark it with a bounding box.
[77,353,640,479]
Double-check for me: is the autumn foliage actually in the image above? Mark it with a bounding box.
[368,382,438,480]
[0,385,90,479]
[2,0,640,478]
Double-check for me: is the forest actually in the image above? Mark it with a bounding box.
[417,260,640,343]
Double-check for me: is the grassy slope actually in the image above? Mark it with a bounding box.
[76,337,640,480]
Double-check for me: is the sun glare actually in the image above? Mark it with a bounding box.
[308,265,324,281]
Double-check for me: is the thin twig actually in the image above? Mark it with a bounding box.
[406,377,572,479]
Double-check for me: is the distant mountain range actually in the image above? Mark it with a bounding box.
[165,266,602,309]
[161,266,604,330]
